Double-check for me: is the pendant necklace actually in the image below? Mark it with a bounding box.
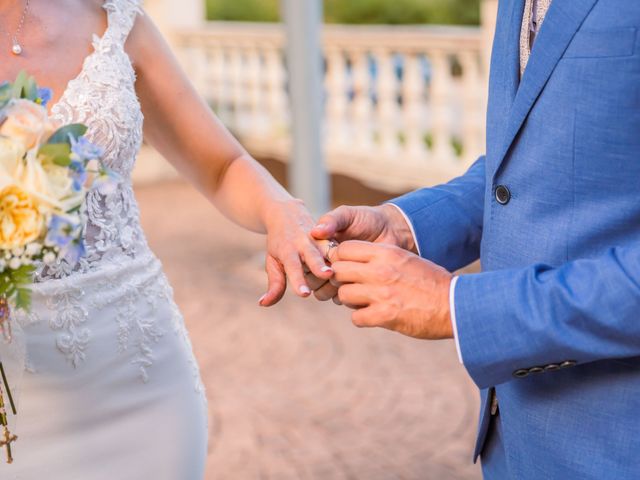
[1,0,31,56]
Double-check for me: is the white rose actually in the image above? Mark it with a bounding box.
[0,136,25,186]
[0,99,55,151]
[14,150,66,212]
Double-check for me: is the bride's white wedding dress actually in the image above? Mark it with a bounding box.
[0,1,208,478]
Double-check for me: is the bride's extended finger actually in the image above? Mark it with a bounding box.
[314,281,339,302]
[302,241,334,280]
[281,253,312,297]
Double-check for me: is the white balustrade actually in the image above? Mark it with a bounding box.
[174,22,487,192]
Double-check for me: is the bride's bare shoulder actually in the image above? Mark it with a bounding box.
[125,8,168,70]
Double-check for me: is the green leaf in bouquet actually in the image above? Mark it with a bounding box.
[8,264,35,285]
[39,143,72,166]
[15,286,32,311]
[0,264,35,311]
[47,124,88,145]
[11,70,29,99]
[0,82,12,110]
[23,76,39,102]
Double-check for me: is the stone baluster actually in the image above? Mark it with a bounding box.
[245,46,265,136]
[402,52,427,161]
[189,38,209,103]
[212,43,232,123]
[459,51,484,165]
[325,47,349,149]
[375,48,399,155]
[265,45,288,136]
[428,50,456,163]
[229,46,247,132]
[351,50,374,150]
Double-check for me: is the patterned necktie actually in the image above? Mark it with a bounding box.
[520,0,553,76]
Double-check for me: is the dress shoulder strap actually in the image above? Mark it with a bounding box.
[103,0,144,45]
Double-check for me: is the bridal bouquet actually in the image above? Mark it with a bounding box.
[0,71,117,463]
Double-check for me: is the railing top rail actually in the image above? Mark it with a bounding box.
[175,21,483,51]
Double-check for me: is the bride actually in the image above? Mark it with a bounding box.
[0,0,333,478]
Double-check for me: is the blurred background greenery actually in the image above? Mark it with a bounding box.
[206,0,481,25]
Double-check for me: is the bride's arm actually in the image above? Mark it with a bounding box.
[126,13,332,305]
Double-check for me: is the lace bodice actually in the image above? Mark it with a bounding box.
[39,0,148,280]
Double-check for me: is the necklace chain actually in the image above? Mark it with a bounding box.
[1,0,31,56]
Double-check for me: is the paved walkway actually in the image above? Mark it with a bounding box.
[136,180,482,480]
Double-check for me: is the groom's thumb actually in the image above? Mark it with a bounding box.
[312,206,354,240]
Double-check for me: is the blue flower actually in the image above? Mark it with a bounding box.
[46,215,81,249]
[69,159,88,192]
[62,238,86,264]
[46,215,86,263]
[93,166,121,196]
[70,135,104,162]
[37,88,53,107]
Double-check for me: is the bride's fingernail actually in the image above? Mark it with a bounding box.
[300,285,311,296]
[314,223,326,230]
[258,294,267,305]
[321,266,333,273]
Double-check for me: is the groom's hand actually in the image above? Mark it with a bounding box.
[329,241,454,340]
[311,204,417,252]
[309,205,417,301]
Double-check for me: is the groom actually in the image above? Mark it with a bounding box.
[311,0,640,477]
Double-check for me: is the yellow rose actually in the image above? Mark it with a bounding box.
[0,185,45,249]
[0,99,55,151]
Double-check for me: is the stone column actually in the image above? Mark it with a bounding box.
[280,0,329,216]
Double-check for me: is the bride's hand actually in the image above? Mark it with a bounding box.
[259,199,334,307]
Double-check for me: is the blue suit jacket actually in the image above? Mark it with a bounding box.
[392,1,640,477]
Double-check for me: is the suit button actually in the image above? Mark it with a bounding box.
[513,369,529,378]
[560,360,577,369]
[495,185,511,205]
[545,364,561,372]
[529,366,544,374]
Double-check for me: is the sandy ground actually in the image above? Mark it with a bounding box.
[136,179,482,480]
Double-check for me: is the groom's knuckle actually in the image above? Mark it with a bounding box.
[385,246,402,262]
[334,205,349,218]
[380,304,395,322]
[379,285,394,302]
[376,264,394,281]
[352,311,367,327]
[337,287,348,304]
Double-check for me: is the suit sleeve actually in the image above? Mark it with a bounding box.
[454,244,640,389]
[388,156,486,272]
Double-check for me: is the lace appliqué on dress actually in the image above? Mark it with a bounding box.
[46,287,90,368]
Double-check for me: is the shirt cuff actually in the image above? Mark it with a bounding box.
[450,275,463,364]
[386,203,421,256]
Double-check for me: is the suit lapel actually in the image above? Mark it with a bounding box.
[491,0,599,178]
[485,0,523,164]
